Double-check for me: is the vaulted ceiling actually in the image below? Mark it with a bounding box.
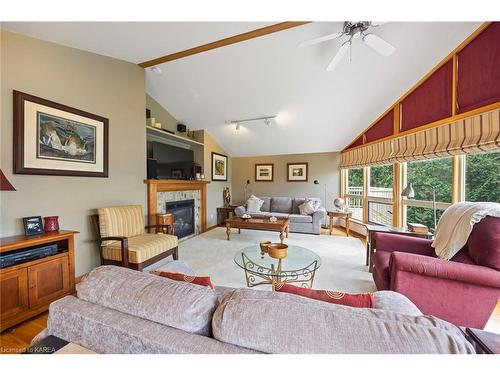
[2,21,481,156]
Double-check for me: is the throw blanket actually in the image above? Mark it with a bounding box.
[432,202,500,259]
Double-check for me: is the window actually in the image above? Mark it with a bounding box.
[465,152,500,203]
[404,157,452,230]
[406,157,452,202]
[367,165,393,225]
[346,168,363,221]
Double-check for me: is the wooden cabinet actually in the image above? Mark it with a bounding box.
[0,268,29,321]
[28,257,70,309]
[0,231,77,332]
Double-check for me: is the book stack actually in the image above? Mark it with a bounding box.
[407,223,429,234]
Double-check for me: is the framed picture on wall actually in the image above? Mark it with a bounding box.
[13,90,109,177]
[287,162,308,182]
[255,164,274,182]
[211,152,228,181]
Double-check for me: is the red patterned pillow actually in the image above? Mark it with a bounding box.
[152,271,214,289]
[275,283,373,308]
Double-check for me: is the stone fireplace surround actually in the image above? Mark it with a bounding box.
[145,179,209,236]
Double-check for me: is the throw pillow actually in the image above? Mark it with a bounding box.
[275,283,373,308]
[152,270,214,289]
[246,194,264,213]
[298,199,319,215]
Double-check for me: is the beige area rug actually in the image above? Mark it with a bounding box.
[173,227,376,293]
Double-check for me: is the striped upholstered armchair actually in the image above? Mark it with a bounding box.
[93,205,178,271]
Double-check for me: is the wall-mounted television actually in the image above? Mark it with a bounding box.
[151,142,195,179]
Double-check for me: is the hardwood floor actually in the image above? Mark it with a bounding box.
[0,312,48,354]
[1,227,498,353]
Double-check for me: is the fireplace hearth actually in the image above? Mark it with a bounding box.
[166,199,195,239]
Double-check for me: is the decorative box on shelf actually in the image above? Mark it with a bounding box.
[407,223,429,234]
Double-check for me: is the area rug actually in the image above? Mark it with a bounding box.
[166,227,375,293]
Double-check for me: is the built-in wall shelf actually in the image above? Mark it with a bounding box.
[146,126,204,149]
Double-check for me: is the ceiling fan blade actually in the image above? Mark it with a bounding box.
[362,33,395,56]
[326,42,350,71]
[299,32,343,48]
[370,21,389,27]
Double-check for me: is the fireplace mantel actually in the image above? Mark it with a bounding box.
[144,179,210,232]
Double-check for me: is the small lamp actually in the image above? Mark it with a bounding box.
[401,183,414,199]
[0,170,16,191]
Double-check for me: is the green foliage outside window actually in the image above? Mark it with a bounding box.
[465,152,500,203]
[407,158,452,202]
[406,157,451,230]
[370,164,393,189]
[407,207,444,231]
[348,168,363,188]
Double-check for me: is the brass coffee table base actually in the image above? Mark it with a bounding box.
[241,252,318,291]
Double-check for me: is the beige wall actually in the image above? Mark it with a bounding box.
[0,31,146,276]
[146,94,178,134]
[203,131,231,228]
[231,152,340,210]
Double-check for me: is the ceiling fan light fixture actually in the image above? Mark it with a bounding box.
[362,33,395,56]
[326,41,350,72]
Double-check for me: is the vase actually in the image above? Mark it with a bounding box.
[43,216,59,232]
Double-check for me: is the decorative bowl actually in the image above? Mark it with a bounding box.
[267,243,288,259]
[259,240,271,254]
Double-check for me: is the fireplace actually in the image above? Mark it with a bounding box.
[166,199,195,239]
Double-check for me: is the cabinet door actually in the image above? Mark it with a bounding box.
[0,268,29,321]
[28,256,70,308]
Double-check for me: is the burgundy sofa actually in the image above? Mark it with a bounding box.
[372,216,500,329]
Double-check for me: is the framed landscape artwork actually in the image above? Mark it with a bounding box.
[255,164,274,181]
[287,162,308,182]
[13,90,109,177]
[211,152,228,181]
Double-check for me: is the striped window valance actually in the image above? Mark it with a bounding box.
[340,108,500,168]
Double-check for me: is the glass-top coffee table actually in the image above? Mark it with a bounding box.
[234,245,321,290]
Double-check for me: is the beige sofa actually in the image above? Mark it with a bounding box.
[35,266,475,354]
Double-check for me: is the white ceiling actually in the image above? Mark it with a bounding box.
[2,21,481,156]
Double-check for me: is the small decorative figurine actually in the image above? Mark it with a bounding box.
[223,187,231,207]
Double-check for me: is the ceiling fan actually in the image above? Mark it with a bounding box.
[299,21,396,71]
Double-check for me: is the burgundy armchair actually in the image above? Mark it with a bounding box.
[372,216,500,329]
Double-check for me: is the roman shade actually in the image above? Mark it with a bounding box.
[340,108,500,168]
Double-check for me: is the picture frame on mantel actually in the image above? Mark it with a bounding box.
[211,152,228,181]
[13,90,109,177]
[255,164,274,182]
[287,162,308,182]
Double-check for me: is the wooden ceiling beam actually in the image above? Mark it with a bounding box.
[138,21,310,68]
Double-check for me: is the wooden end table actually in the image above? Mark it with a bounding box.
[366,223,433,272]
[327,211,352,236]
[217,205,237,227]
[225,217,290,244]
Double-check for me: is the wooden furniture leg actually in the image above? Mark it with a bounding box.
[286,224,289,238]
[345,217,350,237]
[226,223,231,241]
[366,231,371,267]
[329,214,333,235]
[369,233,376,272]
